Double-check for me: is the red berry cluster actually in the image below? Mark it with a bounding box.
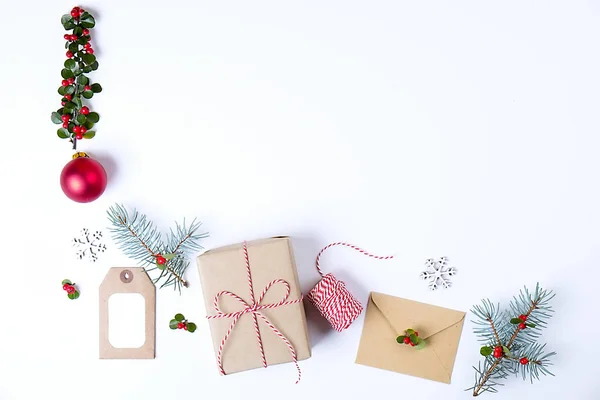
[61,279,80,300]
[52,7,101,149]
[169,314,197,333]
[518,314,528,330]
[493,346,504,358]
[401,331,419,347]
[62,283,76,294]
[177,321,189,330]
[156,254,167,265]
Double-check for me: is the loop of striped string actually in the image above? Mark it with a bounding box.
[206,241,303,383]
[306,242,394,332]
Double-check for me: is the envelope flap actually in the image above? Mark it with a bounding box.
[371,292,465,339]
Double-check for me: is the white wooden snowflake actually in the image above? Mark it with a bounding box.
[73,228,107,262]
[420,257,456,290]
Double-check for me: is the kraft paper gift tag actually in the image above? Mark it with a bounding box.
[356,292,465,383]
[99,267,156,359]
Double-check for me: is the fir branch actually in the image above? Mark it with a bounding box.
[468,284,556,396]
[107,203,207,292]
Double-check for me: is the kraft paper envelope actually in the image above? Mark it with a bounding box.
[355,292,465,383]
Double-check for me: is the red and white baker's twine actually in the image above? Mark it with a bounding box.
[307,242,394,332]
[206,242,303,383]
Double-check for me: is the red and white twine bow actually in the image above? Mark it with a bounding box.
[306,242,394,332]
[206,242,303,383]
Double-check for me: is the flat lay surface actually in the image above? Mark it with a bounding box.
[0,1,598,399]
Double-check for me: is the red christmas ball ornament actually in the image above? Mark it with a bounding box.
[60,152,107,203]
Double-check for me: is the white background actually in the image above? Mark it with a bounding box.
[0,1,598,399]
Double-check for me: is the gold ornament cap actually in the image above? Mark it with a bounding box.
[72,152,89,159]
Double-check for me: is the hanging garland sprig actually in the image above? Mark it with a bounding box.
[51,6,102,150]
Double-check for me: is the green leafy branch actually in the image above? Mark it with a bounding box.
[107,204,208,293]
[468,284,556,396]
[51,6,102,150]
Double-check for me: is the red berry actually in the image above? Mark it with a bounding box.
[66,285,75,294]
[64,34,70,40]
[71,34,78,41]
[519,323,526,330]
[67,77,75,84]
[403,337,411,344]
[409,342,415,347]
[61,101,66,106]
[519,357,529,365]
[519,314,527,321]
[62,122,69,128]
[80,126,87,134]
[177,323,184,329]
[84,85,91,91]
[83,28,90,35]
[61,80,69,86]
[75,133,83,140]
[156,255,166,265]
[80,106,89,115]
[414,332,419,337]
[73,126,81,134]
[71,9,80,18]
[61,114,70,122]
[85,43,91,49]
[493,351,502,358]
[65,94,72,100]
[87,48,94,54]
[63,283,70,291]
[66,51,74,58]
[183,324,188,330]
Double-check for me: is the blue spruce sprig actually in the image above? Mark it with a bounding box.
[107,203,208,292]
[467,284,556,396]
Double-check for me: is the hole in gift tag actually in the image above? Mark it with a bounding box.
[108,293,145,348]
[120,269,134,283]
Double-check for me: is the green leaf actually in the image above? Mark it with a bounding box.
[68,293,75,299]
[82,53,96,65]
[91,83,102,93]
[414,340,426,350]
[406,329,415,336]
[86,112,99,123]
[187,323,197,333]
[502,346,512,357]
[76,114,86,124]
[72,290,80,300]
[163,253,176,260]
[83,91,93,99]
[73,26,83,36]
[510,318,522,324]
[480,346,493,357]
[58,86,66,95]
[90,61,99,71]
[156,260,166,270]
[81,15,96,29]
[68,42,78,53]
[84,120,95,130]
[51,112,62,124]
[61,15,75,30]
[57,128,69,139]
[526,323,536,328]
[64,59,76,70]
[61,68,74,80]
[409,334,418,344]
[72,97,82,109]
[175,313,185,322]
[65,86,75,95]
[61,279,72,285]
[77,75,89,85]
[396,335,407,344]
[169,319,179,329]
[83,65,92,73]
[83,131,96,139]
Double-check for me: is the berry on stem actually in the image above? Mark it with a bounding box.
[520,357,529,365]
[61,101,66,106]
[83,28,90,35]
[177,322,184,329]
[63,284,70,291]
[519,323,526,330]
[75,133,83,140]
[67,77,75,84]
[80,106,89,115]
[403,337,411,344]
[64,34,71,40]
[61,115,70,122]
[66,51,73,58]
[61,80,69,87]
[84,85,91,91]
[183,324,188,331]
[80,126,87,134]
[62,122,68,128]
[156,255,166,265]
[73,126,81,134]
[519,314,528,321]
[85,43,91,49]
[65,94,72,100]
[87,48,94,55]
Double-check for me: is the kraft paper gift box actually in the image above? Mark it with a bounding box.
[356,292,466,383]
[197,237,311,376]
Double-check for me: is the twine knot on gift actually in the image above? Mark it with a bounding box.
[206,242,303,383]
[306,242,394,332]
